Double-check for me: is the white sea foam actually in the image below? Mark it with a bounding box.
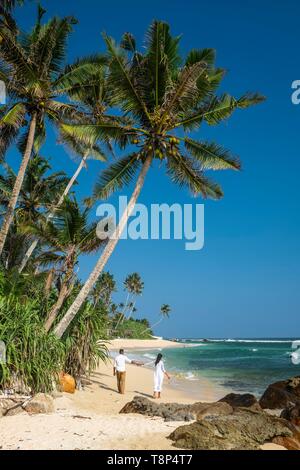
[200,339,293,344]
[185,372,197,381]
[143,353,156,360]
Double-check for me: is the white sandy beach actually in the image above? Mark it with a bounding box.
[0,339,285,450]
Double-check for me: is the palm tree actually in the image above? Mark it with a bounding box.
[141,304,171,335]
[18,132,106,273]
[114,273,144,330]
[53,20,264,338]
[25,198,105,332]
[124,272,144,320]
[91,271,116,307]
[0,155,69,225]
[0,155,69,270]
[0,8,103,255]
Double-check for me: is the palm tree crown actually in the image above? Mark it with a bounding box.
[66,20,264,202]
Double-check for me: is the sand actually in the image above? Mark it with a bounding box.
[0,339,286,450]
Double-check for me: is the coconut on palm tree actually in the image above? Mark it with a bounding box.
[54,20,264,338]
[0,7,104,255]
[24,198,106,331]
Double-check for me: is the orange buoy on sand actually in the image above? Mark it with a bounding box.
[59,372,76,394]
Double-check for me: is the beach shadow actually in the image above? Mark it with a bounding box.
[97,382,119,394]
[133,391,153,399]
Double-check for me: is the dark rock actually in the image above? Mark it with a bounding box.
[168,408,293,450]
[280,404,300,426]
[120,396,195,421]
[0,397,27,417]
[272,430,300,450]
[120,396,233,422]
[196,402,233,420]
[219,393,261,410]
[259,376,300,409]
[5,404,27,416]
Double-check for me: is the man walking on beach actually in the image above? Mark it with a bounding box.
[113,349,142,394]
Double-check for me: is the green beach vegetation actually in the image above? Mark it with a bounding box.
[0,3,263,393]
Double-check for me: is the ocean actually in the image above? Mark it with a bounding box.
[134,338,300,397]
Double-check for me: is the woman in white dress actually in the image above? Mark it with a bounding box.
[153,353,170,399]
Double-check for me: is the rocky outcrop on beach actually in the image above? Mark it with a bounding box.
[120,396,233,422]
[168,408,293,450]
[218,393,261,411]
[23,393,54,414]
[0,396,27,417]
[272,431,300,451]
[259,376,300,409]
[0,393,55,417]
[280,404,300,426]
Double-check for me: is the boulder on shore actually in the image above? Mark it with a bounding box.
[23,393,54,414]
[120,396,233,422]
[259,376,300,409]
[0,397,27,417]
[280,404,300,427]
[272,430,300,451]
[168,408,293,450]
[219,393,261,411]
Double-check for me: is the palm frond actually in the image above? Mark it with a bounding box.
[54,55,107,95]
[167,153,223,199]
[177,92,265,129]
[185,48,215,69]
[93,152,141,200]
[184,138,241,170]
[60,122,133,148]
[162,61,207,117]
[103,33,150,122]
[145,20,181,108]
[120,32,136,53]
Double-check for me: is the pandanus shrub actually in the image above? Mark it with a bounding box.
[0,295,64,393]
[63,301,109,387]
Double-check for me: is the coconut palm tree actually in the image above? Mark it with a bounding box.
[114,273,144,330]
[91,271,116,308]
[24,198,106,332]
[0,8,104,255]
[124,272,144,320]
[0,155,69,270]
[54,20,264,338]
[141,304,171,335]
[0,155,69,225]
[18,131,106,273]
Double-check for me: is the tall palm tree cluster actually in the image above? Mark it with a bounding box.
[0,3,263,392]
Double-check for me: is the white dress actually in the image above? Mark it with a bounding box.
[154,360,165,392]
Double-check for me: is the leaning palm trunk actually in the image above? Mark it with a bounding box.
[0,112,37,256]
[44,282,71,332]
[114,292,130,330]
[18,153,88,273]
[141,318,162,335]
[54,154,153,338]
[126,300,136,320]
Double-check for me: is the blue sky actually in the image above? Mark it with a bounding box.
[12,0,300,338]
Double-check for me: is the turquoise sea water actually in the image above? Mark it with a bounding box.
[134,338,300,397]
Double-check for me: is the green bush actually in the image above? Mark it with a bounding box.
[115,318,153,339]
[63,302,109,385]
[0,295,64,393]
